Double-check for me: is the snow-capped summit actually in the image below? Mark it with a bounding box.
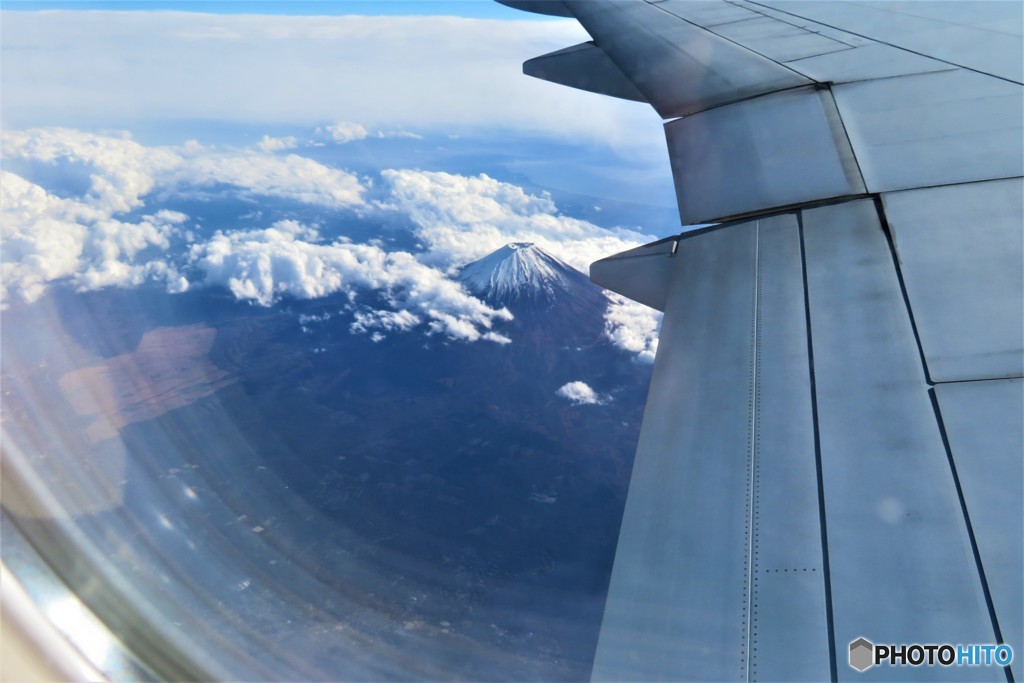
[457,243,592,307]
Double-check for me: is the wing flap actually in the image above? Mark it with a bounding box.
[803,200,997,674]
[934,379,1024,683]
[881,179,1024,382]
[593,215,831,681]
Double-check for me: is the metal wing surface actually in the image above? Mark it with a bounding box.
[500,2,1023,681]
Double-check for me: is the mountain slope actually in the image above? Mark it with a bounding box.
[457,243,593,307]
[457,243,612,345]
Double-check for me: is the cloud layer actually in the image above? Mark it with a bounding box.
[381,169,657,274]
[0,169,188,303]
[1,128,364,304]
[2,127,661,354]
[190,220,513,341]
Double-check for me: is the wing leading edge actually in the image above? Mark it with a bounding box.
[501,1,1023,681]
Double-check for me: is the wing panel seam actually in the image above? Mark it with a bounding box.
[874,195,935,385]
[743,0,1024,85]
[928,389,1015,683]
[744,220,761,682]
[797,210,838,682]
[643,1,817,85]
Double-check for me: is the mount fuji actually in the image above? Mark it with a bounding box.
[458,243,611,342]
[458,243,591,306]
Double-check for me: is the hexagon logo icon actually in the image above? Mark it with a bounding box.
[849,637,875,672]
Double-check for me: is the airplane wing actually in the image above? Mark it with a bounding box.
[499,2,1023,681]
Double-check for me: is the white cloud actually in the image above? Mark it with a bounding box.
[380,169,658,274]
[351,308,421,335]
[169,147,365,208]
[0,128,366,305]
[320,122,423,144]
[298,311,331,325]
[603,293,661,364]
[323,122,368,144]
[482,331,512,344]
[556,381,607,406]
[3,128,365,212]
[189,220,513,342]
[0,170,188,304]
[2,127,180,216]
[257,134,298,152]
[1,12,663,154]
[377,129,422,141]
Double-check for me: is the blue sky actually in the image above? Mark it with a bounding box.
[2,1,552,19]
